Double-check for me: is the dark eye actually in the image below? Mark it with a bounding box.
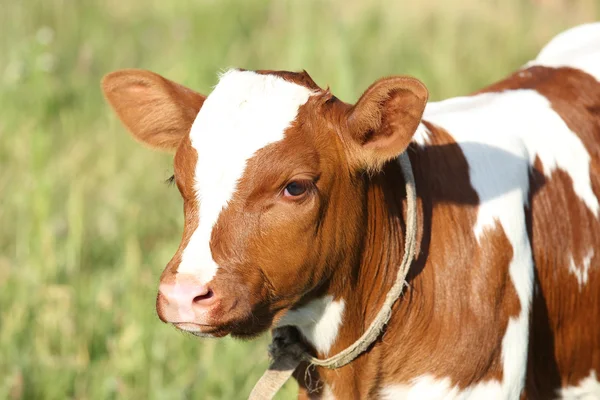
[284,181,309,198]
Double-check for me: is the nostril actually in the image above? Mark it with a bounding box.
[193,289,214,303]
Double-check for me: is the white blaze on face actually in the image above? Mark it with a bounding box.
[177,69,314,283]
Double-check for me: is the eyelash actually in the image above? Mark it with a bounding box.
[165,175,175,186]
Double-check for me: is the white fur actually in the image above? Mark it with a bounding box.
[413,89,597,398]
[568,249,595,291]
[321,383,336,400]
[403,25,600,399]
[177,70,314,283]
[413,123,431,147]
[422,91,599,218]
[560,370,600,400]
[381,370,600,400]
[527,22,600,82]
[380,376,503,400]
[276,296,345,356]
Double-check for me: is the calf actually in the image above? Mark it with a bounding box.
[102,23,600,399]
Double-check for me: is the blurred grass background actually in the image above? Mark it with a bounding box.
[0,0,598,398]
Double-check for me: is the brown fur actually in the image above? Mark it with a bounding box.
[102,65,600,399]
[293,125,522,398]
[480,66,600,398]
[102,69,205,150]
[346,77,429,171]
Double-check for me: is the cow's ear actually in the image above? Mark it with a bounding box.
[345,76,428,170]
[102,69,206,151]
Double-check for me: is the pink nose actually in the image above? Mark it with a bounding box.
[157,275,216,323]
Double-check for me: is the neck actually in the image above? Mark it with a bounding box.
[331,158,410,349]
[290,157,416,396]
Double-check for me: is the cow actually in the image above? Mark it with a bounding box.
[101,23,600,399]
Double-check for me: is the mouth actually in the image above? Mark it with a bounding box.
[167,302,277,340]
[173,322,229,338]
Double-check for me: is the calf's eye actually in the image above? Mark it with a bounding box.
[284,181,309,198]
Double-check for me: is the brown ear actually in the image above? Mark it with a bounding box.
[346,76,428,169]
[101,69,206,151]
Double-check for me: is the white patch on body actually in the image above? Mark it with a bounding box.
[526,22,600,82]
[380,376,503,400]
[412,123,431,147]
[560,370,600,400]
[568,249,595,291]
[177,69,314,283]
[321,383,336,400]
[413,83,598,397]
[399,25,600,397]
[421,90,598,218]
[276,296,345,356]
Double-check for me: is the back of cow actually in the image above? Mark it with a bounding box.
[421,22,600,399]
[518,23,600,399]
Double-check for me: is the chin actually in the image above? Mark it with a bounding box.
[224,316,277,340]
[174,319,274,341]
[229,330,265,341]
[173,322,229,338]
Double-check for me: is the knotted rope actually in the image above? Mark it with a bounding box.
[249,152,418,399]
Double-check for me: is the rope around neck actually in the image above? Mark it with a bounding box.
[249,152,418,399]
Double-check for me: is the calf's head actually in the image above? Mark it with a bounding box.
[102,69,427,338]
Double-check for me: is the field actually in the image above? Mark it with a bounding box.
[0,0,598,398]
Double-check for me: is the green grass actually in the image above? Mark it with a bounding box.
[0,0,597,398]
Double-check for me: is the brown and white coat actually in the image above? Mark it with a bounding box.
[102,23,600,399]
